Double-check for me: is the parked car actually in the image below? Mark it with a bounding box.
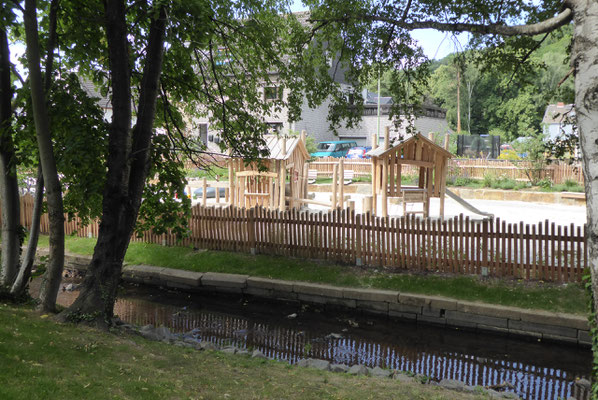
[311,140,358,157]
[346,146,372,159]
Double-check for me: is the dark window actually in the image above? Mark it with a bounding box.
[266,123,283,134]
[199,124,208,144]
[264,87,282,102]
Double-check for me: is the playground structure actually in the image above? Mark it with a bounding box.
[367,129,453,218]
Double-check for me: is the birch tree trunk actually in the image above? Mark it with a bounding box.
[570,0,598,321]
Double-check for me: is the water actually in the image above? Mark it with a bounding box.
[56,282,592,400]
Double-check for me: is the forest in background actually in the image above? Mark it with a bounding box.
[370,26,574,143]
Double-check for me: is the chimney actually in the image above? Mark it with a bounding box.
[557,102,565,107]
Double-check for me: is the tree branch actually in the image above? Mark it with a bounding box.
[310,7,573,37]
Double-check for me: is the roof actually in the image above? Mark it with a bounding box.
[367,133,453,159]
[362,89,393,106]
[543,103,575,125]
[79,77,111,109]
[261,135,310,160]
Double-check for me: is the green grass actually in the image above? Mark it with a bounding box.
[40,235,588,315]
[0,304,486,400]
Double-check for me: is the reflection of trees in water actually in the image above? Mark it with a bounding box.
[112,297,590,400]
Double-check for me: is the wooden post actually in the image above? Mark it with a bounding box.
[300,130,306,143]
[371,158,377,215]
[384,126,390,150]
[331,164,338,210]
[278,160,285,211]
[348,200,355,212]
[428,132,434,142]
[247,207,256,255]
[282,136,287,158]
[302,163,309,200]
[228,151,235,206]
[439,159,447,219]
[371,132,378,149]
[444,133,450,150]
[381,158,388,217]
[202,178,207,207]
[215,184,220,203]
[339,158,344,208]
[363,196,373,214]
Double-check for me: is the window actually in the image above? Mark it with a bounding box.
[198,124,208,144]
[266,123,283,134]
[264,86,283,102]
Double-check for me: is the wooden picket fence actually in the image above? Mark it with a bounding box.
[309,157,584,185]
[6,195,587,283]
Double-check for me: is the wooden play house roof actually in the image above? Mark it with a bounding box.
[259,135,310,161]
[367,133,453,217]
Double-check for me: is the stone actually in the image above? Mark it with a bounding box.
[347,365,369,376]
[369,366,392,378]
[519,309,588,330]
[330,364,349,373]
[508,319,578,338]
[499,392,520,399]
[457,301,522,320]
[439,379,466,392]
[307,359,331,371]
[393,372,415,383]
[297,359,310,368]
[356,300,388,314]
[198,341,218,351]
[251,349,267,359]
[343,288,399,303]
[445,310,509,328]
[237,350,250,356]
[221,346,237,354]
[293,282,344,298]
[201,272,248,289]
[154,326,175,341]
[574,378,591,390]
[159,269,202,287]
[122,265,165,281]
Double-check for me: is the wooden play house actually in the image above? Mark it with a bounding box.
[368,131,452,218]
[228,133,310,210]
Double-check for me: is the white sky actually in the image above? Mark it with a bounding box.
[290,0,467,60]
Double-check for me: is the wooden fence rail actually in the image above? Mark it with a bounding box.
[308,157,584,185]
[7,195,586,283]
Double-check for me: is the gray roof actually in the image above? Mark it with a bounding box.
[543,103,574,124]
[79,77,111,109]
[362,89,393,105]
[262,135,309,160]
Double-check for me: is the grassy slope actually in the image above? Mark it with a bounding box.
[0,305,486,400]
[43,235,588,315]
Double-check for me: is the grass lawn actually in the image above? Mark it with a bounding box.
[38,235,588,315]
[0,304,486,400]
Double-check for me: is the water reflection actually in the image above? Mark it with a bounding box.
[57,283,591,400]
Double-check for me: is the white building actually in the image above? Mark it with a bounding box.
[542,102,575,140]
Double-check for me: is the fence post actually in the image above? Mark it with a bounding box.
[202,178,207,207]
[247,207,256,255]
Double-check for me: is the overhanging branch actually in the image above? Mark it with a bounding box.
[310,7,573,37]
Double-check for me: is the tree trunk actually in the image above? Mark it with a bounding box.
[61,0,167,326]
[11,169,44,295]
[0,24,20,288]
[570,0,598,323]
[12,0,57,297]
[23,0,65,311]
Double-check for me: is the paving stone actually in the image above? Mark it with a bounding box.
[579,330,592,345]
[398,293,430,307]
[293,282,344,298]
[243,287,273,298]
[508,319,577,338]
[445,310,508,328]
[343,288,399,303]
[388,303,422,314]
[519,309,588,330]
[356,300,389,315]
[123,265,165,281]
[159,269,202,287]
[457,301,522,320]
[201,272,248,288]
[297,293,328,304]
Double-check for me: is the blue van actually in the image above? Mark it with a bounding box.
[311,140,358,158]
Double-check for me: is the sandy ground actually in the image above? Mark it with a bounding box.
[308,192,587,227]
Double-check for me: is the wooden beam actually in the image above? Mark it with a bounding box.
[235,170,278,178]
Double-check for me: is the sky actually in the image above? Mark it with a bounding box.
[290,0,468,60]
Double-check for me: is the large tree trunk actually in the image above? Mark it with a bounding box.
[23,0,65,311]
[61,0,167,327]
[570,0,598,321]
[0,24,20,288]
